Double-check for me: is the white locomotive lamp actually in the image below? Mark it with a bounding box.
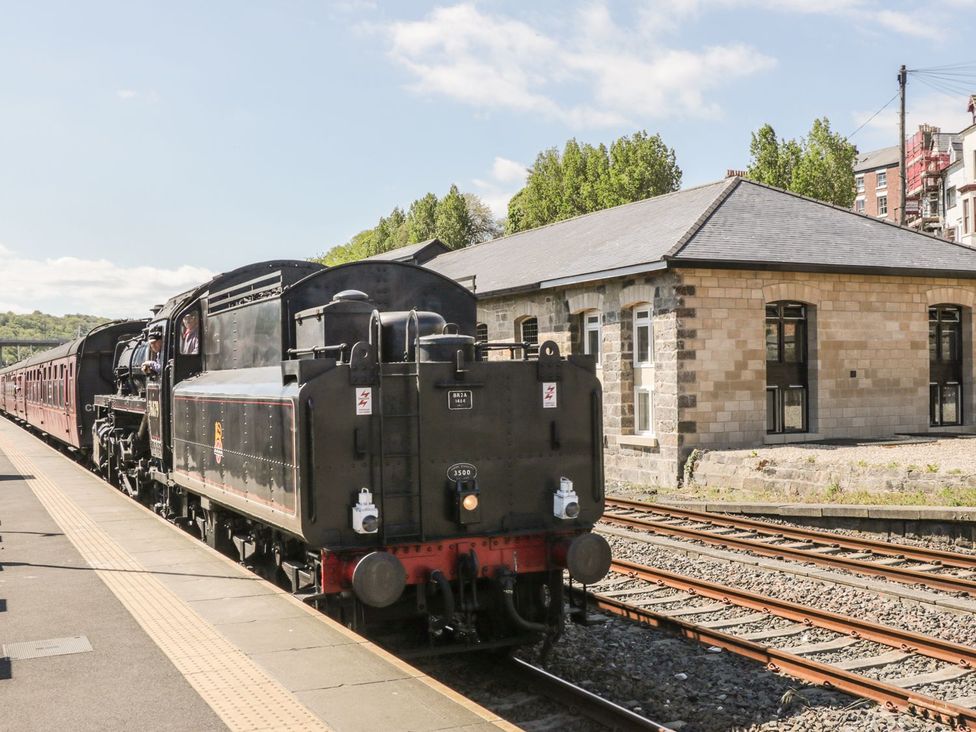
[352,487,379,534]
[553,477,580,519]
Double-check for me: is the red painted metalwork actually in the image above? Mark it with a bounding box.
[321,532,578,594]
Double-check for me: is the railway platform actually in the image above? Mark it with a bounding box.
[0,419,513,732]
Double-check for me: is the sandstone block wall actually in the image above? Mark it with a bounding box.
[477,268,976,489]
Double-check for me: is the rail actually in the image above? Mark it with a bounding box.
[574,559,976,729]
[602,498,976,596]
[504,656,674,731]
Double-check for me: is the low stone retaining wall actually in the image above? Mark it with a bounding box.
[686,446,976,501]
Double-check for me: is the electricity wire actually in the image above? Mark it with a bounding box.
[848,91,900,139]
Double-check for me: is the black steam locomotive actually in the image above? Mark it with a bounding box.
[2,259,610,651]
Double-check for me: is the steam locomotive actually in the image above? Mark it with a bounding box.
[0,259,611,651]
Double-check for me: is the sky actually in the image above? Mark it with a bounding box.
[1,0,975,317]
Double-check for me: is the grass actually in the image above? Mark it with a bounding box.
[926,463,940,473]
[649,483,976,507]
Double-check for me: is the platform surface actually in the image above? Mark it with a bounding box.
[0,419,512,732]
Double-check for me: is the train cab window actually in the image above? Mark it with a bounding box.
[179,310,200,355]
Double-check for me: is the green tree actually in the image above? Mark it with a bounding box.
[435,185,474,250]
[746,118,856,207]
[791,118,857,208]
[604,131,682,207]
[314,188,503,264]
[464,193,503,244]
[407,193,439,242]
[0,311,109,365]
[506,130,681,233]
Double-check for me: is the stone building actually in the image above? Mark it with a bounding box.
[422,177,976,487]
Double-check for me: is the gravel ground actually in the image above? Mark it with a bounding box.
[587,532,976,730]
[525,608,953,732]
[416,653,601,731]
[698,437,976,474]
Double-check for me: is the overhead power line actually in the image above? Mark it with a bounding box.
[848,91,900,139]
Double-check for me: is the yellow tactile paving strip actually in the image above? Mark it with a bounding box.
[0,424,517,732]
[2,441,331,732]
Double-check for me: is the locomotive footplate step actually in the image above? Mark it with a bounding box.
[0,420,513,732]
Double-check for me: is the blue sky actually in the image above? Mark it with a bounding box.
[2,0,975,316]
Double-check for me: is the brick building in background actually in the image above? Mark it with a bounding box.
[420,177,976,488]
[854,145,900,221]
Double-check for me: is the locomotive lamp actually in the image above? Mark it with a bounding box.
[553,477,580,520]
[453,478,481,525]
[352,487,379,534]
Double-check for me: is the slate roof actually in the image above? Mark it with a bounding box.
[424,180,731,295]
[855,145,899,172]
[671,181,976,273]
[366,239,449,265]
[422,177,976,297]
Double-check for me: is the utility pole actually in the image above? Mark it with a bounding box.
[899,64,907,226]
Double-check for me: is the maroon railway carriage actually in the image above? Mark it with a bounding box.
[0,321,147,450]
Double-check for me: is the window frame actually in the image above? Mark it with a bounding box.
[876,170,887,189]
[583,311,602,366]
[632,303,655,436]
[633,306,654,366]
[518,316,539,358]
[855,174,865,192]
[878,195,888,216]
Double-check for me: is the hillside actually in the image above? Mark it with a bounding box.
[0,311,110,365]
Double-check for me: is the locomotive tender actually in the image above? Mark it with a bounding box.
[0,259,611,650]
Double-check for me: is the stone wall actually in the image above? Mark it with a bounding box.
[689,449,976,501]
[477,273,682,487]
[674,269,976,470]
[478,267,976,489]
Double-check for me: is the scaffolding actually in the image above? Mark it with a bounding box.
[904,124,955,236]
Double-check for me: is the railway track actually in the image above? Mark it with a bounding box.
[577,558,976,728]
[603,497,976,597]
[503,657,673,731]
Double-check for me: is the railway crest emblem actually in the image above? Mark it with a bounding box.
[213,421,224,464]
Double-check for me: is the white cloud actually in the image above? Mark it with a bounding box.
[472,156,529,218]
[0,244,213,318]
[491,157,529,185]
[384,3,775,128]
[640,0,946,39]
[116,89,159,103]
[874,10,942,40]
